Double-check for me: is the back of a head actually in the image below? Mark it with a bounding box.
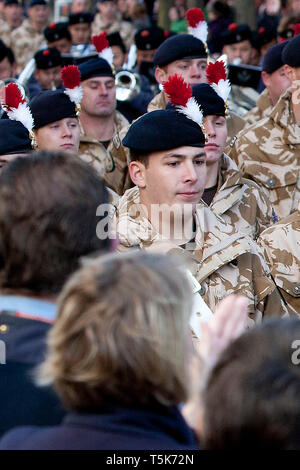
[38,252,193,412]
[203,319,300,450]
[0,151,111,296]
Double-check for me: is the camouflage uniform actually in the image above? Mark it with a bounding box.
[228,84,260,118]
[206,153,275,240]
[91,12,135,52]
[243,88,273,126]
[258,207,300,316]
[148,91,246,145]
[10,19,46,74]
[229,88,300,221]
[0,19,14,48]
[113,186,287,323]
[78,110,133,195]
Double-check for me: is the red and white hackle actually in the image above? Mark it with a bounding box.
[163,74,203,127]
[186,8,208,44]
[1,83,34,132]
[61,64,82,108]
[206,60,231,103]
[92,32,114,65]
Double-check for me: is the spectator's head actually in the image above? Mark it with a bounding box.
[261,41,291,105]
[34,47,62,90]
[221,23,253,65]
[3,0,23,29]
[37,252,193,411]
[44,22,72,54]
[0,151,111,296]
[68,11,93,45]
[0,39,16,79]
[202,318,300,449]
[27,0,50,28]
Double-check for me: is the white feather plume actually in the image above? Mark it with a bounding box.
[99,47,114,66]
[188,21,208,44]
[64,86,83,105]
[177,97,203,127]
[210,79,231,102]
[7,102,34,132]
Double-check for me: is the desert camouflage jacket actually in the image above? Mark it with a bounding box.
[243,88,273,126]
[10,19,46,74]
[205,153,275,239]
[228,84,260,117]
[78,111,132,195]
[0,18,19,48]
[148,91,246,145]
[258,208,300,316]
[229,88,300,220]
[113,186,287,323]
[91,12,135,51]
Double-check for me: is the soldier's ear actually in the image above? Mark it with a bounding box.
[283,64,294,82]
[129,161,146,188]
[155,66,167,85]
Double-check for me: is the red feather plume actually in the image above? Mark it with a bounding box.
[163,74,192,107]
[61,65,81,89]
[186,8,205,28]
[294,23,300,36]
[92,32,109,53]
[206,61,227,84]
[4,83,25,110]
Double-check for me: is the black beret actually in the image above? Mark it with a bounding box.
[44,22,71,43]
[0,119,32,155]
[153,34,207,67]
[191,83,226,116]
[107,31,126,53]
[68,12,93,25]
[282,34,300,68]
[28,0,47,7]
[262,40,288,73]
[29,90,77,129]
[34,47,62,69]
[123,109,205,151]
[221,23,252,46]
[134,26,166,51]
[278,28,295,40]
[252,26,276,50]
[4,0,21,5]
[78,57,114,81]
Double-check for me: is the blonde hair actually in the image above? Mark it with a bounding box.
[37,252,193,411]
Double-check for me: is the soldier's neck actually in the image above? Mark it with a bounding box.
[30,19,47,33]
[205,160,219,189]
[80,112,115,142]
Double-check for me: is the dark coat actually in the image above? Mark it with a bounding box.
[0,403,199,450]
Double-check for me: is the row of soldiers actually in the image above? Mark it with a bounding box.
[0,5,299,326]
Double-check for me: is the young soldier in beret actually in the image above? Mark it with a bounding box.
[29,47,62,99]
[188,66,275,240]
[68,11,93,46]
[107,31,126,69]
[10,0,50,74]
[113,79,287,322]
[244,41,291,126]
[43,22,72,54]
[229,33,300,220]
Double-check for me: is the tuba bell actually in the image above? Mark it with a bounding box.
[115,44,141,102]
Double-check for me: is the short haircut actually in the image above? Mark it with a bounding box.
[203,318,300,450]
[129,148,150,167]
[0,151,111,296]
[37,252,193,411]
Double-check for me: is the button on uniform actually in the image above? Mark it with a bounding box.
[293,285,300,295]
[267,177,275,188]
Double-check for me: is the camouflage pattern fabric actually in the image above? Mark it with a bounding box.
[10,19,46,74]
[206,153,275,239]
[244,88,273,126]
[258,208,300,316]
[229,88,300,221]
[113,186,287,324]
[91,12,135,52]
[228,84,260,117]
[0,19,14,48]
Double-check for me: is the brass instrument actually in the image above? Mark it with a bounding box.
[115,44,141,102]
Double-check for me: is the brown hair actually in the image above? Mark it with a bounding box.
[37,252,193,411]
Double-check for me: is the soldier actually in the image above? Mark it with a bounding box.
[257,207,300,317]
[107,31,126,69]
[10,0,50,75]
[78,33,130,193]
[91,0,135,52]
[244,41,291,126]
[187,67,275,240]
[43,22,72,54]
[0,0,23,48]
[113,85,286,322]
[220,23,260,116]
[0,39,16,80]
[229,33,300,221]
[68,12,93,46]
[29,47,62,99]
[0,119,32,170]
